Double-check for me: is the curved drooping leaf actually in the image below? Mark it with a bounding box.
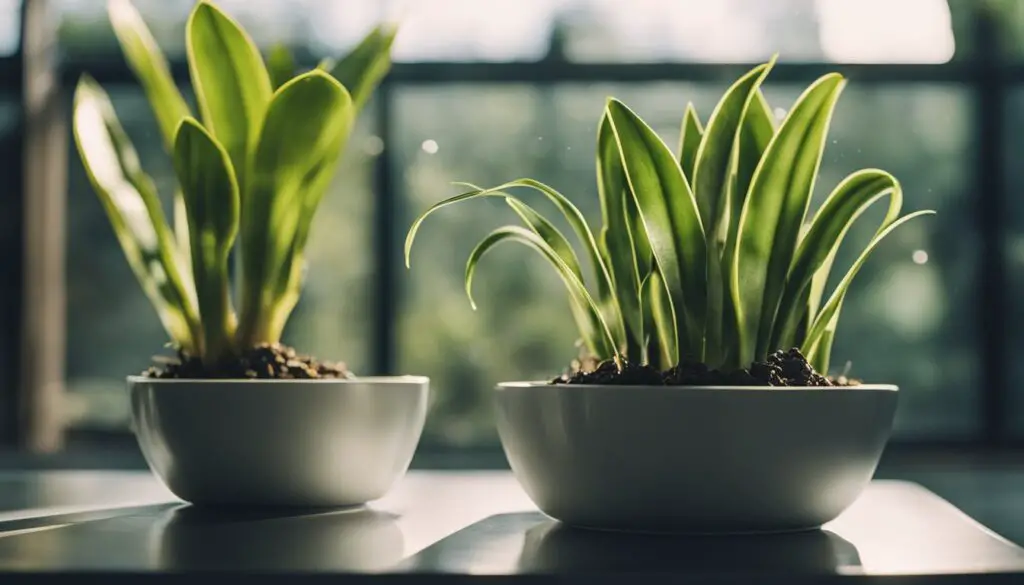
[465,226,618,358]
[406,179,614,298]
[801,209,935,371]
[597,112,643,358]
[676,103,703,182]
[267,43,296,90]
[732,73,845,366]
[238,70,353,345]
[173,118,240,363]
[606,98,706,360]
[329,23,398,112]
[186,1,272,193]
[72,77,200,352]
[772,169,902,351]
[504,198,614,357]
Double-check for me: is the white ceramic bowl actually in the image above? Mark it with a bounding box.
[495,382,897,534]
[129,376,429,507]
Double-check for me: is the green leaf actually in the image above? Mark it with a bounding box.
[605,98,706,360]
[329,23,397,112]
[267,43,296,90]
[692,59,773,241]
[72,77,200,353]
[238,70,353,346]
[173,118,240,363]
[186,0,273,194]
[640,267,676,369]
[465,226,617,358]
[690,61,772,368]
[502,197,614,358]
[801,210,935,364]
[676,102,703,182]
[731,73,846,366]
[597,112,643,359]
[107,0,191,150]
[406,179,614,295]
[772,169,903,351]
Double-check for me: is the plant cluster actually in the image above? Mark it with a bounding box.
[75,0,394,370]
[406,59,933,378]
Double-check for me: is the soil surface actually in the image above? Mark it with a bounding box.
[553,348,857,387]
[143,343,353,380]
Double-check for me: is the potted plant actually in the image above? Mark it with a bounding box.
[406,58,932,533]
[74,0,428,507]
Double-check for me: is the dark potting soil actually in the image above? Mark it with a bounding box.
[552,348,856,387]
[142,343,353,380]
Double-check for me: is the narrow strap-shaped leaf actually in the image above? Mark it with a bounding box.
[801,210,934,362]
[772,169,902,350]
[506,199,615,359]
[186,1,273,194]
[238,70,352,346]
[717,89,777,369]
[329,24,397,112]
[732,73,845,366]
[597,112,643,359]
[640,267,676,370]
[173,118,240,363]
[107,0,191,150]
[692,59,773,240]
[606,98,706,360]
[806,328,835,375]
[72,77,200,353]
[465,226,618,358]
[267,43,297,90]
[406,178,615,304]
[676,102,703,182]
[691,62,772,367]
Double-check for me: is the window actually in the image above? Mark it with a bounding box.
[38,0,1016,449]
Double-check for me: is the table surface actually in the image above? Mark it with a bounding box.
[0,470,1023,583]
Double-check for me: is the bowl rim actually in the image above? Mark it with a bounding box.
[126,375,429,385]
[496,381,897,392]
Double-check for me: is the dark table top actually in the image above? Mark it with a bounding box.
[1,469,1024,583]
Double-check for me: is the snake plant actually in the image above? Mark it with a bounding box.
[405,59,934,376]
[74,0,395,366]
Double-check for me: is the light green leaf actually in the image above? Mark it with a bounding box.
[772,169,902,350]
[465,226,618,358]
[597,112,643,358]
[406,179,614,299]
[732,73,845,366]
[173,117,240,363]
[329,23,397,112]
[606,98,706,360]
[107,0,191,150]
[238,70,353,346]
[186,0,273,193]
[72,77,200,353]
[505,199,614,358]
[692,59,773,241]
[267,42,297,90]
[802,210,935,363]
[640,267,676,369]
[676,102,703,182]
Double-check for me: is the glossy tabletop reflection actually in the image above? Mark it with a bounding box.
[0,471,1021,581]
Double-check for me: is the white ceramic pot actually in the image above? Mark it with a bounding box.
[129,376,429,507]
[495,382,897,534]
